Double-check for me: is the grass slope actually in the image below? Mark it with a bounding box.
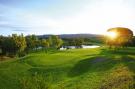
[0,47,135,89]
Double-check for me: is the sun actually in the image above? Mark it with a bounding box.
[106,31,117,39]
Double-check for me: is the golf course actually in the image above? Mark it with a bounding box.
[0,47,135,89]
[1,0,135,89]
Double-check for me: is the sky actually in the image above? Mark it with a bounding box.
[0,0,135,35]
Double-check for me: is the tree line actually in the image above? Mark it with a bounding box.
[63,38,84,48]
[0,34,63,57]
[0,33,92,58]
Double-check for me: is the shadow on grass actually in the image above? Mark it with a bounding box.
[68,48,135,78]
[68,56,118,77]
[121,55,135,73]
[98,48,135,89]
[99,48,135,65]
[99,48,135,75]
[100,48,135,55]
[99,55,135,89]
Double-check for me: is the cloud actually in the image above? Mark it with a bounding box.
[0,0,135,35]
[12,29,28,32]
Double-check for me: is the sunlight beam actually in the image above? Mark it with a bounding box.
[106,31,117,39]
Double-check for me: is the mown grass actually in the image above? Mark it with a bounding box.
[0,47,135,89]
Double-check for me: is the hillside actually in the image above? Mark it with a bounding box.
[37,34,103,39]
[0,47,135,89]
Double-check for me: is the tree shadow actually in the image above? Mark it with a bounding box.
[121,55,135,73]
[68,56,118,77]
[99,55,135,89]
[68,48,135,88]
[100,48,135,55]
[99,48,135,75]
[68,48,135,78]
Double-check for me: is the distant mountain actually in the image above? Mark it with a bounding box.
[37,34,103,39]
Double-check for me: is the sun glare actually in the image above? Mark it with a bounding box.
[106,31,117,39]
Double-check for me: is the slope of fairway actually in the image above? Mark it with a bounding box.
[0,47,135,89]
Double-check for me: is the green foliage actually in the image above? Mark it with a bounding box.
[12,34,27,54]
[0,33,103,57]
[48,35,63,49]
[41,39,50,53]
[26,34,39,52]
[25,35,63,52]
[0,34,26,57]
[62,36,104,47]
[67,38,84,48]
[41,39,50,48]
[74,38,84,48]
[1,36,15,55]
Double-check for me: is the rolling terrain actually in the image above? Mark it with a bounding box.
[0,47,135,89]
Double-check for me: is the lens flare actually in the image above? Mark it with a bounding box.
[106,31,117,39]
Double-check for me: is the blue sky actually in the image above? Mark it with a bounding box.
[0,0,135,35]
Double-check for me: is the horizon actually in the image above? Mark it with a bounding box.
[0,0,135,35]
[0,33,103,37]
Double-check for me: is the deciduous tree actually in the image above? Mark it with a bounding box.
[41,39,50,53]
[106,27,133,49]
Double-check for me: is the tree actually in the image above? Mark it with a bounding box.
[55,38,63,49]
[12,34,27,56]
[41,39,50,53]
[0,35,4,55]
[47,36,53,47]
[1,36,15,56]
[131,37,135,46]
[48,35,63,49]
[0,34,26,57]
[26,34,39,52]
[12,34,26,52]
[106,27,133,49]
[71,38,84,48]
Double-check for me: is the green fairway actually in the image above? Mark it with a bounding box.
[0,47,135,89]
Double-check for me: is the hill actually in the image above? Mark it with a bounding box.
[37,34,104,45]
[37,34,103,39]
[0,47,135,89]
